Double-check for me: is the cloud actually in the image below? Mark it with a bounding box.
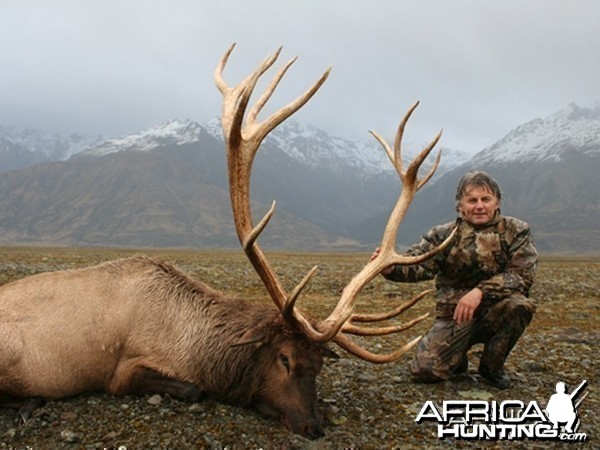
[1,0,599,154]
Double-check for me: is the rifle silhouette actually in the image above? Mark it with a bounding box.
[574,391,588,410]
[570,380,587,400]
[570,379,588,409]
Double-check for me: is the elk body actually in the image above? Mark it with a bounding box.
[0,255,330,437]
[0,44,454,439]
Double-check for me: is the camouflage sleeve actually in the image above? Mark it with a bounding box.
[383,223,453,283]
[477,220,538,301]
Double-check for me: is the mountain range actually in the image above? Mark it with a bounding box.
[0,103,598,254]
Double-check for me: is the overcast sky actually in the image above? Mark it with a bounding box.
[1,0,599,154]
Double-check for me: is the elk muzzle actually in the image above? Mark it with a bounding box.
[255,392,324,439]
[281,407,325,439]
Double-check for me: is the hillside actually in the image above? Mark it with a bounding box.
[0,139,349,250]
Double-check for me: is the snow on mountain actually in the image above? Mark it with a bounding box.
[204,117,223,140]
[3,114,468,176]
[0,125,103,161]
[265,120,391,173]
[81,119,206,156]
[205,116,389,171]
[5,102,598,175]
[206,116,469,174]
[87,116,467,177]
[471,103,600,166]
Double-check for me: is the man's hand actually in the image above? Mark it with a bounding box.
[453,288,483,324]
[370,247,394,276]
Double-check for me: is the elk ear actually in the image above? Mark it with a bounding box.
[231,327,270,348]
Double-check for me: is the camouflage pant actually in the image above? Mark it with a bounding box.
[410,294,535,381]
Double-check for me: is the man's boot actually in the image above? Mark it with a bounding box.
[479,305,533,389]
[478,366,511,389]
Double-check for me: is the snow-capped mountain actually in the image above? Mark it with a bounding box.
[2,115,470,178]
[0,126,103,168]
[253,119,471,175]
[471,103,600,165]
[0,137,43,173]
[79,117,469,177]
[204,116,394,173]
[81,120,207,156]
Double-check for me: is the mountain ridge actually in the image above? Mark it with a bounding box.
[75,117,471,177]
[469,103,600,166]
[0,103,598,253]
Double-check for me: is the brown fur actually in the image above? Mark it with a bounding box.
[0,256,328,438]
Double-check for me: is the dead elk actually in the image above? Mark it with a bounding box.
[0,256,331,438]
[0,45,454,439]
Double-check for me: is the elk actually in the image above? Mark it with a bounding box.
[0,45,454,439]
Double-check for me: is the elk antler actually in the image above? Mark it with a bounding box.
[215,45,456,361]
[215,44,330,339]
[322,102,457,362]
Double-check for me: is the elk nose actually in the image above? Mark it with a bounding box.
[304,420,325,440]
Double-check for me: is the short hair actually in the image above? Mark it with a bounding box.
[455,170,502,209]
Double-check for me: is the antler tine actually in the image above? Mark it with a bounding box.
[405,128,443,185]
[214,43,235,94]
[387,224,457,267]
[283,265,319,323]
[417,144,442,190]
[333,333,423,364]
[242,201,276,251]
[247,55,296,126]
[216,44,282,147]
[350,289,432,323]
[339,290,431,342]
[368,130,395,169]
[392,100,419,175]
[258,65,331,146]
[342,312,429,336]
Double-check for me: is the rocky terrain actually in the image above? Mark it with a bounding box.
[0,248,598,449]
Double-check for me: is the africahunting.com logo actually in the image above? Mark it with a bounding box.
[415,380,588,442]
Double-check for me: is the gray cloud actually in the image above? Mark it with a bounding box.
[1,0,599,154]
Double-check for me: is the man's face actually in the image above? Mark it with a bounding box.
[458,185,500,226]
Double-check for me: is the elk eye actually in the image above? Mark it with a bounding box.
[279,354,290,370]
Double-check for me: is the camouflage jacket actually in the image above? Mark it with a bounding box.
[384,213,538,305]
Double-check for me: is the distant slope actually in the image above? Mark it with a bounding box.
[0,144,346,249]
[0,125,103,171]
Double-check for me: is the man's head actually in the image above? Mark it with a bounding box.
[455,171,501,226]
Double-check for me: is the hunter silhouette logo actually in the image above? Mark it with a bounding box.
[415,379,589,442]
[545,380,588,434]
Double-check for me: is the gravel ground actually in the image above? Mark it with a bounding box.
[1,337,597,449]
[0,250,598,449]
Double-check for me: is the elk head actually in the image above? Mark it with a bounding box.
[215,44,455,437]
